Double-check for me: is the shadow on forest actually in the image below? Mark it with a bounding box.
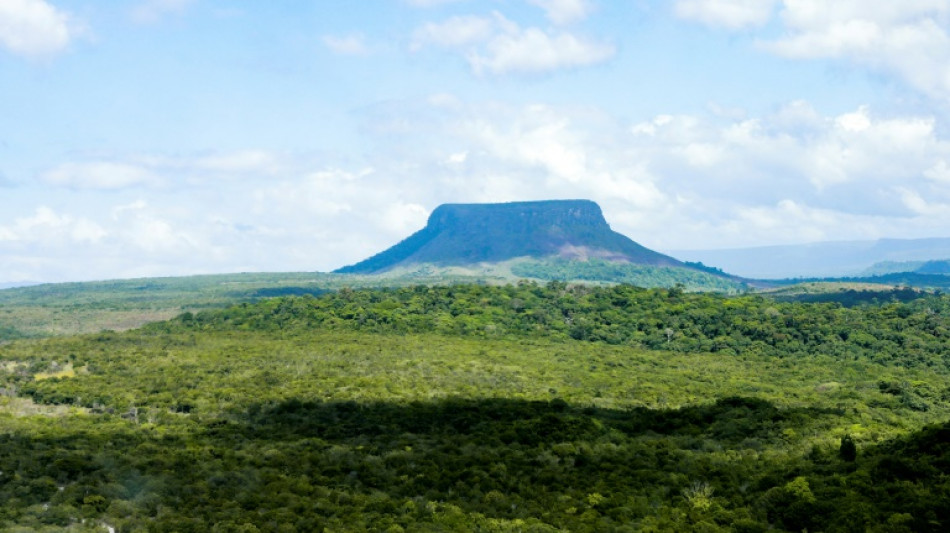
[6,396,950,532]
[772,286,930,307]
[214,396,845,448]
[238,286,330,299]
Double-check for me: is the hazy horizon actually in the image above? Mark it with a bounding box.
[4,1,950,282]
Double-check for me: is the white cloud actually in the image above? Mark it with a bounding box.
[111,200,149,220]
[897,187,950,216]
[678,1,950,102]
[0,0,74,57]
[347,97,950,250]
[404,0,465,7]
[14,96,950,281]
[380,202,430,235]
[323,33,370,55]
[766,1,950,100]
[727,199,867,244]
[470,25,615,75]
[628,103,948,198]
[412,12,614,75]
[131,0,194,24]
[39,150,291,191]
[445,151,468,165]
[188,150,284,175]
[459,104,590,180]
[527,0,594,25]
[675,0,778,29]
[41,162,162,190]
[254,168,360,218]
[120,213,197,254]
[401,98,950,248]
[411,15,496,50]
[924,160,950,184]
[0,202,221,281]
[0,207,105,244]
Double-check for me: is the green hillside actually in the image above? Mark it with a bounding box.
[510,258,749,292]
[1,283,950,530]
[0,263,751,342]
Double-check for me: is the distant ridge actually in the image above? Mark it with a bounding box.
[671,237,950,279]
[862,259,950,276]
[335,200,684,274]
[0,281,41,290]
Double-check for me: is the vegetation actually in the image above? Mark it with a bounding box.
[164,283,950,369]
[0,272,331,340]
[0,272,506,341]
[0,282,950,530]
[762,282,932,307]
[511,259,749,292]
[0,264,752,342]
[780,272,950,291]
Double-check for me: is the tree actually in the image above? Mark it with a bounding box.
[840,434,857,462]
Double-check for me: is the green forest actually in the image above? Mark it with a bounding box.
[2,282,950,531]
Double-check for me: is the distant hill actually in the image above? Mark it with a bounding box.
[670,238,950,279]
[0,281,40,290]
[862,259,950,276]
[336,200,686,274]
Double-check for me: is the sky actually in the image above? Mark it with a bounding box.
[3,0,950,282]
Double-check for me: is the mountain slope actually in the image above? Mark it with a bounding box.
[335,200,683,274]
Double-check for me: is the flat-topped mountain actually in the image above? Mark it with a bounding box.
[336,200,685,274]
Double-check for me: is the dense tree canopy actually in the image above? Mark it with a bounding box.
[1,283,949,531]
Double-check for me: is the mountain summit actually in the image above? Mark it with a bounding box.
[335,200,684,274]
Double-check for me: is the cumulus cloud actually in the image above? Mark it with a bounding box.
[404,0,466,7]
[469,25,615,75]
[323,33,370,55]
[765,1,950,100]
[355,96,950,249]
[41,162,163,190]
[527,0,594,25]
[897,187,950,216]
[0,201,222,281]
[411,15,497,50]
[676,1,950,102]
[412,12,614,75]
[924,160,950,184]
[0,207,105,244]
[630,103,949,197]
[131,0,195,24]
[39,150,291,191]
[0,0,75,57]
[623,103,950,248]
[112,206,200,254]
[15,97,950,281]
[675,0,778,29]
[456,104,591,181]
[380,202,431,235]
[187,150,285,175]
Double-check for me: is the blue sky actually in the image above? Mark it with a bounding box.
[3,0,950,282]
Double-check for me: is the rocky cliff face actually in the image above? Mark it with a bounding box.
[335,200,683,274]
